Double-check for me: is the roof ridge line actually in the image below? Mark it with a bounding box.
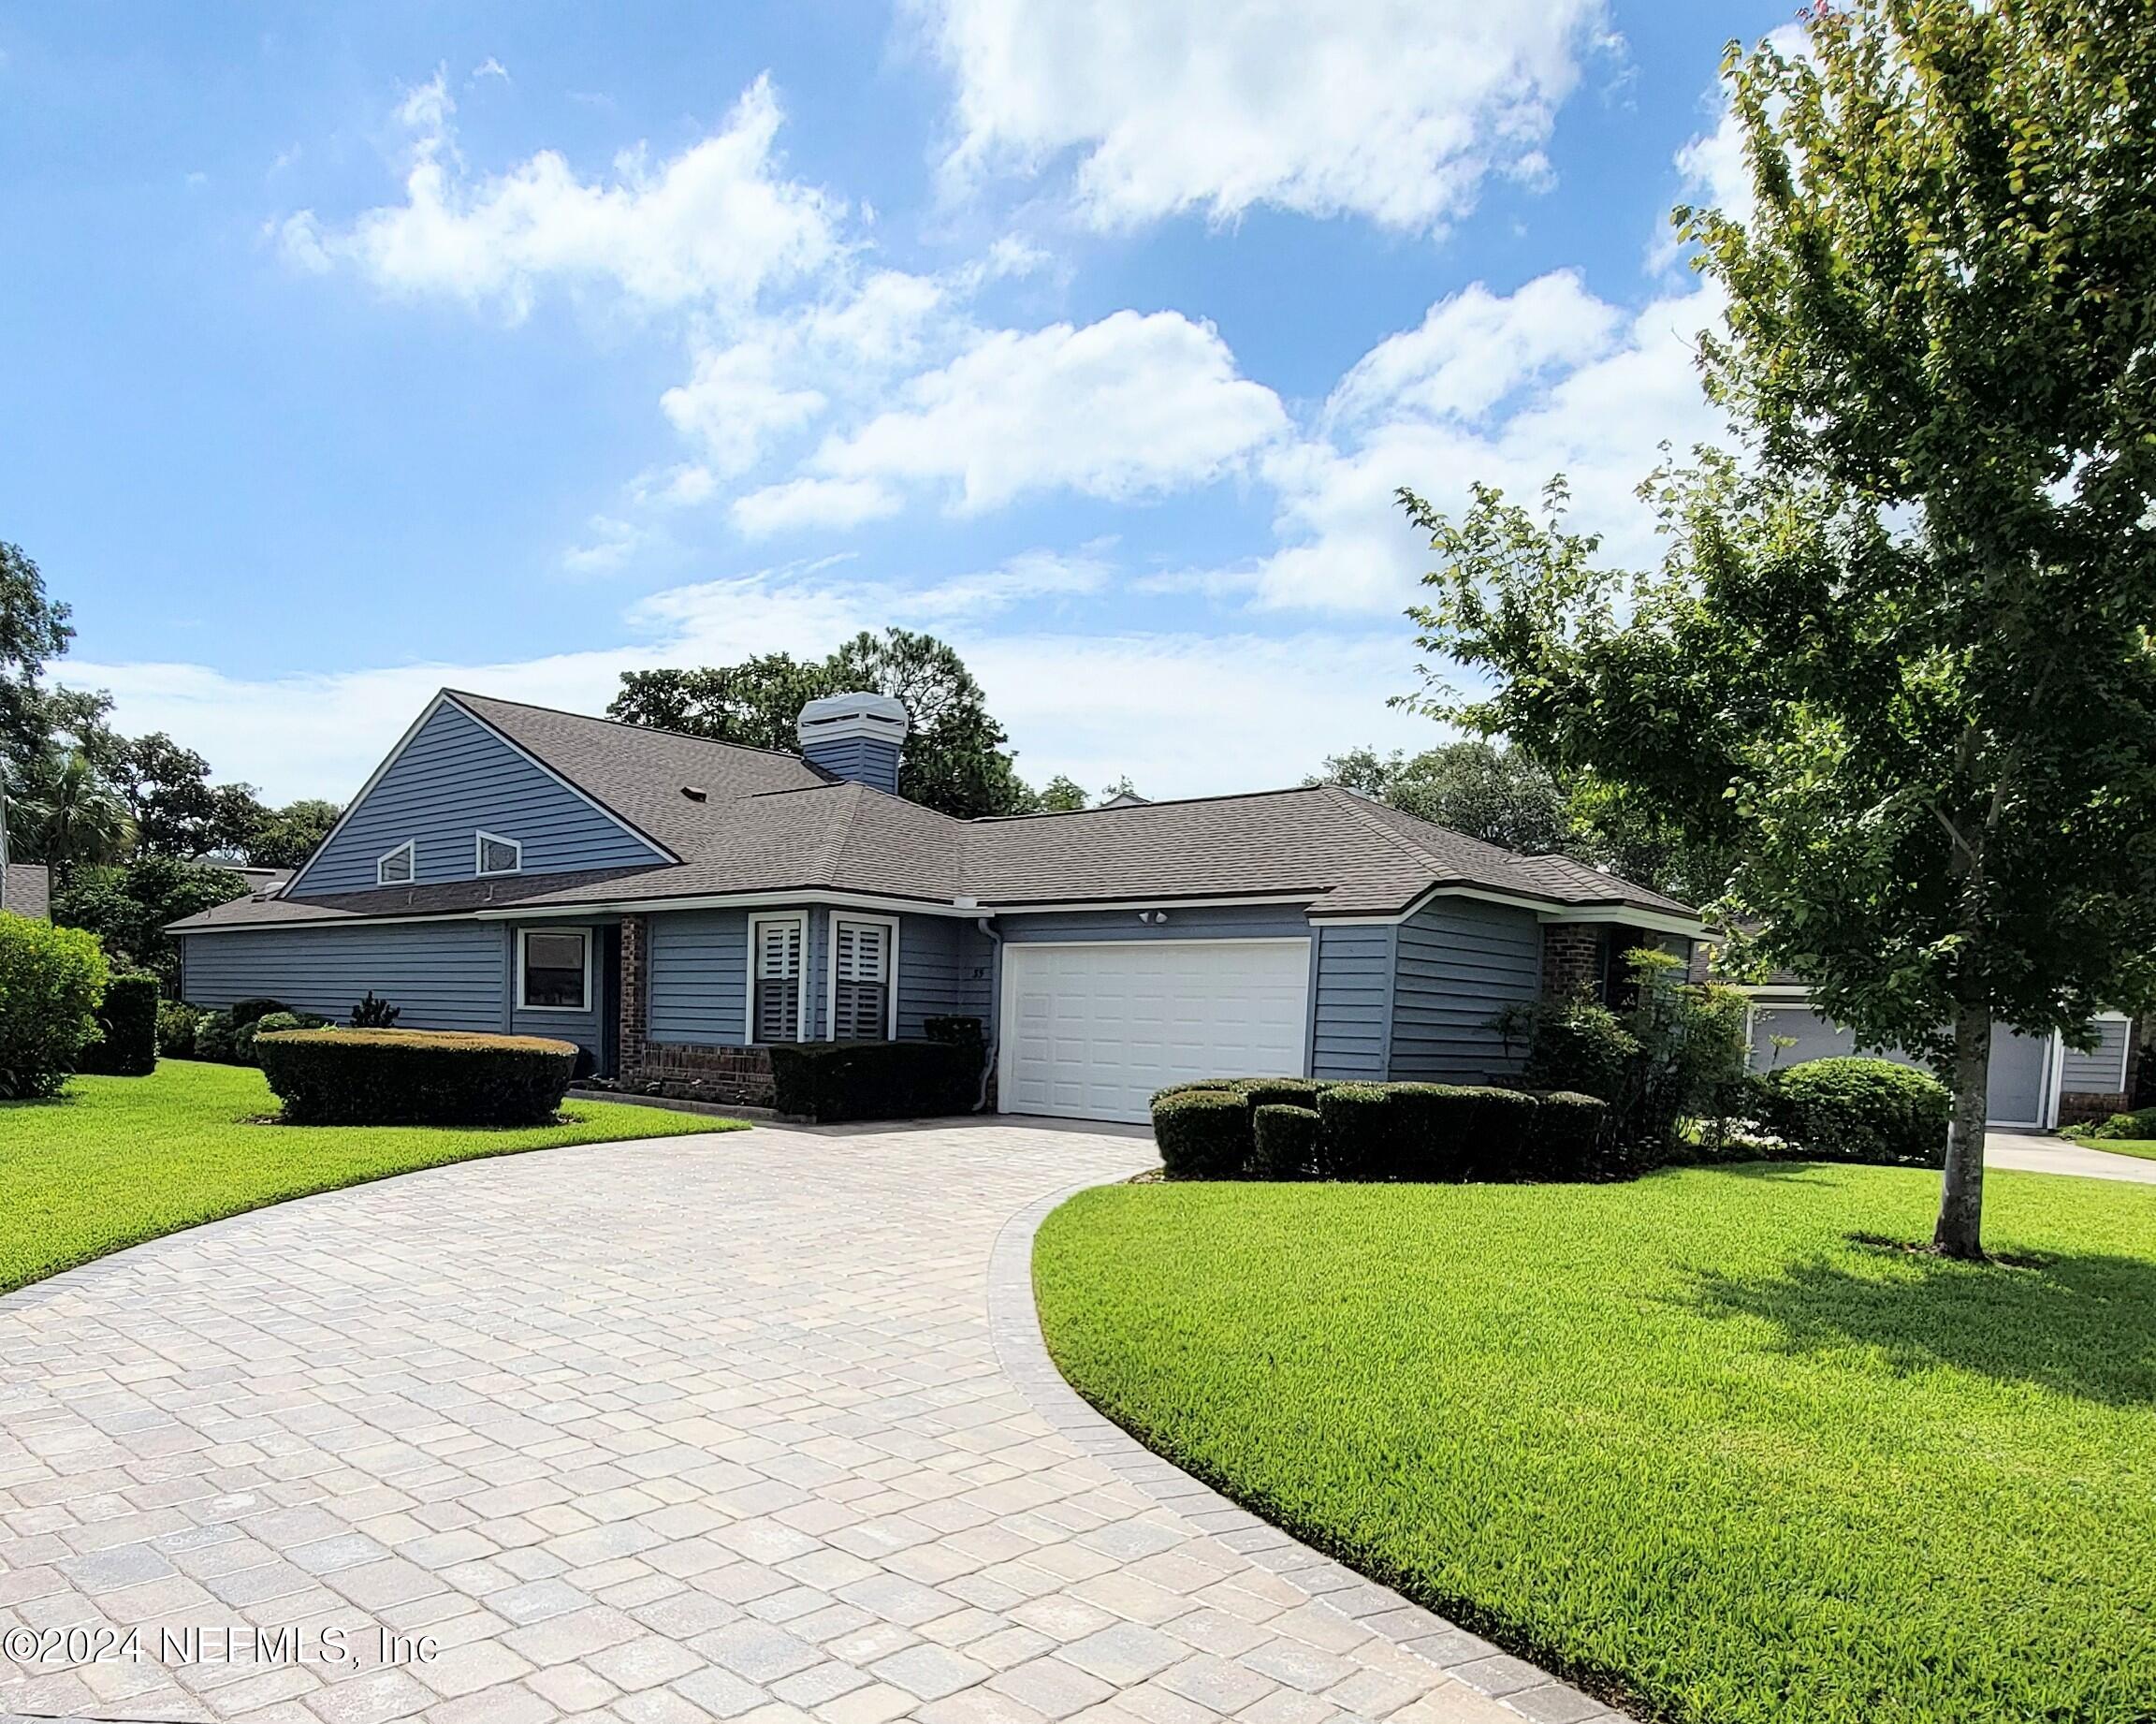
[1322,784,1452,878]
[445,687,817,766]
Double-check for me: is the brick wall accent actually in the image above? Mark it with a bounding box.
[1541,923,1605,1001]
[633,1043,776,1107]
[2058,1089,2131,1129]
[619,913,648,1076]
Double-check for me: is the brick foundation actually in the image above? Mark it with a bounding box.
[2058,1089,2131,1129]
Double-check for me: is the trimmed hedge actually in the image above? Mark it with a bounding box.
[765,1039,981,1123]
[1155,1089,1253,1179]
[228,997,289,1030]
[1766,1057,1951,1168]
[256,1029,578,1125]
[80,972,159,1077]
[0,913,109,1099]
[1251,1103,1322,1180]
[1526,1090,1612,1178]
[1314,1084,1396,1180]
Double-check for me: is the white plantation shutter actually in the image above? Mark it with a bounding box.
[753,918,804,1042]
[832,919,891,1041]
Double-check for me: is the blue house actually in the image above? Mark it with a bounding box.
[170,689,1703,1122]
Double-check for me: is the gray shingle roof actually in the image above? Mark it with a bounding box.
[170,692,1698,932]
[3,863,51,920]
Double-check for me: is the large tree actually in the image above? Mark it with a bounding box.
[611,630,1040,818]
[53,856,251,989]
[1401,0,2156,1258]
[0,542,74,776]
[245,797,342,869]
[8,747,136,884]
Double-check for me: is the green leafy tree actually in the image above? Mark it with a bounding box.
[51,856,251,990]
[246,797,342,869]
[1402,0,2156,1258]
[1312,741,1570,855]
[1034,775,1089,812]
[111,733,219,857]
[611,630,1038,818]
[0,541,75,776]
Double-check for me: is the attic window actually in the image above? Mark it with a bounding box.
[376,840,415,886]
[475,831,522,877]
[680,785,708,802]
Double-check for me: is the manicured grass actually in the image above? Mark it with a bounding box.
[1036,1166,2156,1724]
[2070,1135,2156,1162]
[0,1060,744,1296]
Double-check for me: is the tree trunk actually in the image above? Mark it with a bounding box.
[1932,1000,1991,1259]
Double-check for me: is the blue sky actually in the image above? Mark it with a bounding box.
[0,0,1785,805]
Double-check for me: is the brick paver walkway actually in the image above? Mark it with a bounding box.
[0,1118,1609,1724]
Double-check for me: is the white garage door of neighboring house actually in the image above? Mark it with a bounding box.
[1000,940,1311,1124]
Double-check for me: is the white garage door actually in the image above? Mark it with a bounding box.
[1000,940,1311,1124]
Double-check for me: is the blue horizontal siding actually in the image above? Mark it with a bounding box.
[178,924,509,1032]
[801,736,899,794]
[2061,1020,2131,1092]
[1387,898,1542,1081]
[895,913,991,1036]
[1310,924,1390,1080]
[291,699,665,896]
[647,909,750,1045]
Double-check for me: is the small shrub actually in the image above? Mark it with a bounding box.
[2071,1104,2156,1142]
[923,1015,985,1047]
[1315,1084,1398,1180]
[156,999,204,1059]
[350,991,401,1029]
[1150,1078,1249,1109]
[1251,1104,1322,1179]
[765,1039,982,1123]
[244,1011,319,1064]
[1241,1078,1324,1112]
[1769,1057,1951,1167]
[256,1029,578,1125]
[79,972,160,1077]
[1522,1090,1611,1179]
[0,913,109,1098]
[1153,1089,1253,1178]
[194,1010,240,1063]
[1383,1085,1479,1181]
[228,997,289,1030]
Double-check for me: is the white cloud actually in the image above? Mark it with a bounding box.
[281,71,842,319]
[1246,275,1724,612]
[730,476,902,537]
[560,515,658,576]
[917,0,1610,233]
[660,343,829,477]
[809,310,1288,515]
[78,561,1439,804]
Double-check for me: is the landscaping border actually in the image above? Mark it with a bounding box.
[988,1180,1624,1724]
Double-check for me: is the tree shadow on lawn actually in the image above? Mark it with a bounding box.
[1679,1241,2156,1407]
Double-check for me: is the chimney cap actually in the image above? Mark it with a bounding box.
[797,692,910,749]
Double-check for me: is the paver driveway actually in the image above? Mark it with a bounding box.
[0,1118,1603,1724]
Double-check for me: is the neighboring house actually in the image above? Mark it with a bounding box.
[168,688,1702,1123]
[1,862,51,920]
[1741,986,2135,1130]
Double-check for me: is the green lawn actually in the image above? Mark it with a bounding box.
[1036,1166,2156,1724]
[2071,1135,2156,1162]
[0,1060,743,1297]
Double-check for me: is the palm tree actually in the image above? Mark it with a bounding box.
[7,748,135,884]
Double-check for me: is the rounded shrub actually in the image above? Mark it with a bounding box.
[1152,1089,1253,1179]
[0,912,109,1098]
[79,972,160,1077]
[1383,1085,1478,1182]
[156,1000,205,1059]
[1522,1090,1610,1180]
[1250,1103,1322,1180]
[1314,1084,1397,1180]
[1241,1078,1324,1113]
[1769,1057,1951,1167]
[194,1010,240,1063]
[255,1029,579,1126]
[1465,1086,1542,1178]
[228,997,290,1030]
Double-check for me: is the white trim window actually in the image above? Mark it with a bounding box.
[518,928,590,1012]
[376,840,416,886]
[749,913,808,1044]
[475,831,523,877]
[829,914,899,1041]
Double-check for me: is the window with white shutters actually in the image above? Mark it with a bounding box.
[751,916,805,1043]
[831,918,892,1041]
